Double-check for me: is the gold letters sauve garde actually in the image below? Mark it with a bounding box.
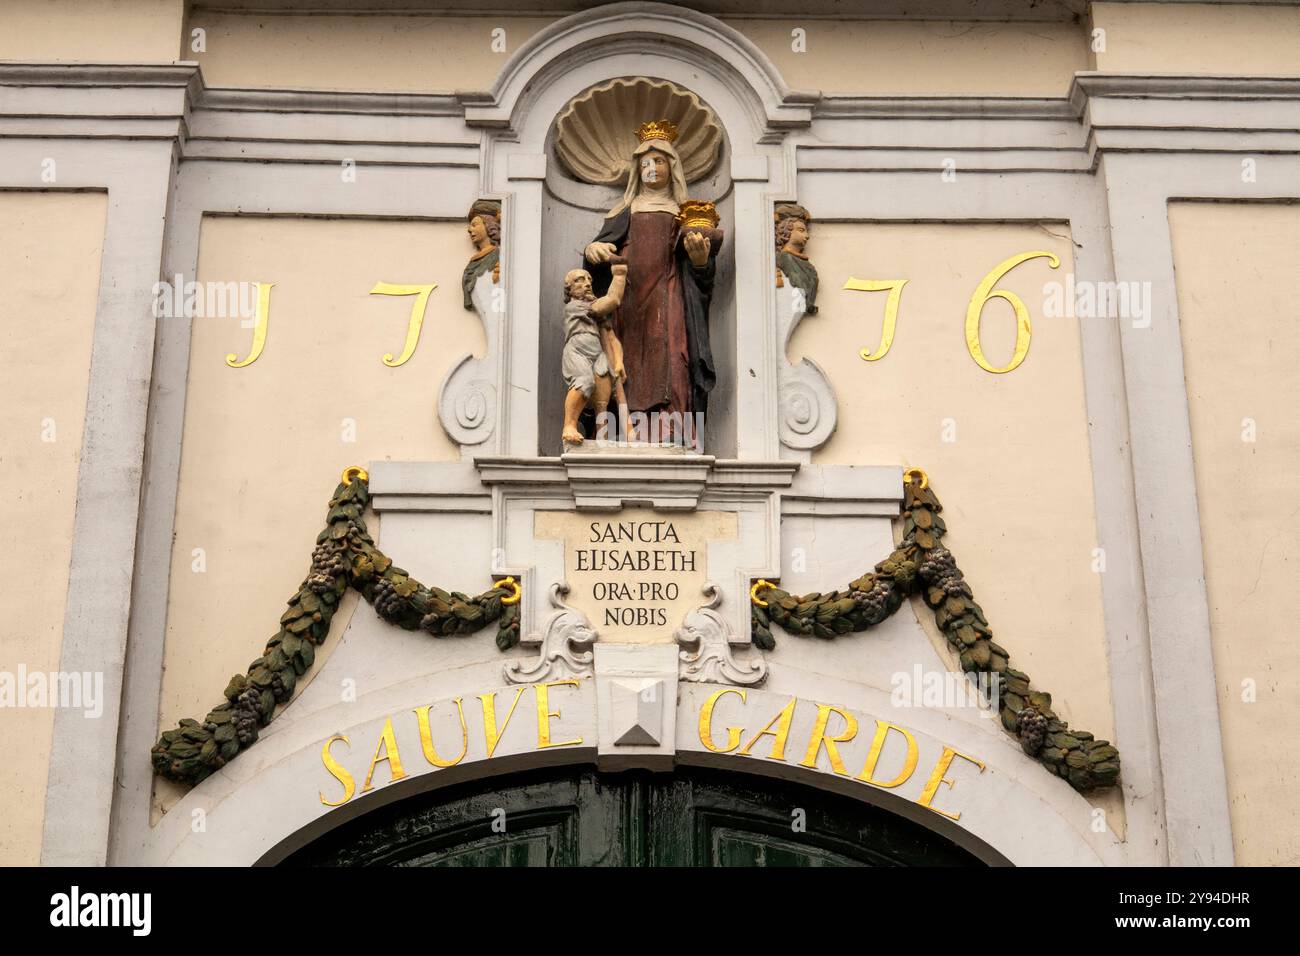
[320,684,985,819]
[847,250,1061,373]
[319,734,355,807]
[362,717,406,793]
[479,686,527,759]
[697,689,985,820]
[535,678,584,749]
[318,681,585,808]
[415,698,469,768]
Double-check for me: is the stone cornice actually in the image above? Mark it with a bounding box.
[815,96,1079,121]
[471,454,805,511]
[0,63,197,141]
[1070,73,1300,112]
[0,63,462,119]
[0,62,201,88]
[189,0,1088,20]
[201,87,463,116]
[3,63,1298,161]
[818,76,1300,125]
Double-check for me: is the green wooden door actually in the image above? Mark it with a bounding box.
[285,767,983,867]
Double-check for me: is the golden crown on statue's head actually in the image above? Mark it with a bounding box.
[677,200,719,230]
[636,119,679,144]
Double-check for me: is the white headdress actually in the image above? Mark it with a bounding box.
[606,133,690,217]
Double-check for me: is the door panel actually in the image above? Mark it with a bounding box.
[647,769,980,866]
[296,774,637,866]
[284,767,983,867]
[710,829,856,867]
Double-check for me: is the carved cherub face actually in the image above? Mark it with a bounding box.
[786,219,809,251]
[564,269,595,303]
[639,150,671,191]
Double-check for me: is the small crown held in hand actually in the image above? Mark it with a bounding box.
[677,200,719,230]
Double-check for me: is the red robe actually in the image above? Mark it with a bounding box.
[617,210,693,416]
[586,206,718,436]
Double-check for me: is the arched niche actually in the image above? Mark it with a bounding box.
[536,77,736,456]
[466,1,815,460]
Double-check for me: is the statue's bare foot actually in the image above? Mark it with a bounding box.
[562,426,585,445]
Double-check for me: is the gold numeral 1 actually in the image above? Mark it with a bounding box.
[369,282,438,367]
[964,252,1059,374]
[844,278,909,362]
[225,282,274,368]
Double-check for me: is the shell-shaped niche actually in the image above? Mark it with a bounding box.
[554,77,724,186]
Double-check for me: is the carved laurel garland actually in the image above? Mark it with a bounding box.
[750,471,1121,794]
[151,470,522,787]
[155,469,1119,796]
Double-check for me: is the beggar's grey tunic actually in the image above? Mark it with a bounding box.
[562,298,610,397]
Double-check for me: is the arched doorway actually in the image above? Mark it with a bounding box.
[282,767,985,867]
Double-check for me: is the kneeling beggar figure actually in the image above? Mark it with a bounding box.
[561,261,628,446]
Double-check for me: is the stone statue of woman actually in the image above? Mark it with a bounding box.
[583,121,720,443]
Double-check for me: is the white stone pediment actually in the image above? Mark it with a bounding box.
[133,454,1122,867]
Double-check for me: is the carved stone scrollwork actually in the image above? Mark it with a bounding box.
[504,582,597,684]
[778,359,837,451]
[676,583,768,686]
[439,366,497,446]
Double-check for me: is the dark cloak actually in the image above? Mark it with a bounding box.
[585,207,717,420]
[461,247,499,310]
[777,249,819,315]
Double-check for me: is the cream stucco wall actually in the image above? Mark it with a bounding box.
[5,3,1299,91]
[185,14,555,92]
[1171,201,1300,866]
[1091,2,1300,74]
[158,216,484,753]
[0,190,107,864]
[179,12,1089,96]
[729,19,1088,96]
[0,0,184,63]
[789,222,1114,748]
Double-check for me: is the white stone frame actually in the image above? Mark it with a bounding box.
[131,672,1116,867]
[0,64,190,866]
[461,1,816,460]
[111,102,481,865]
[792,73,1300,865]
[1083,75,1300,866]
[124,452,1116,868]
[116,440,1132,867]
